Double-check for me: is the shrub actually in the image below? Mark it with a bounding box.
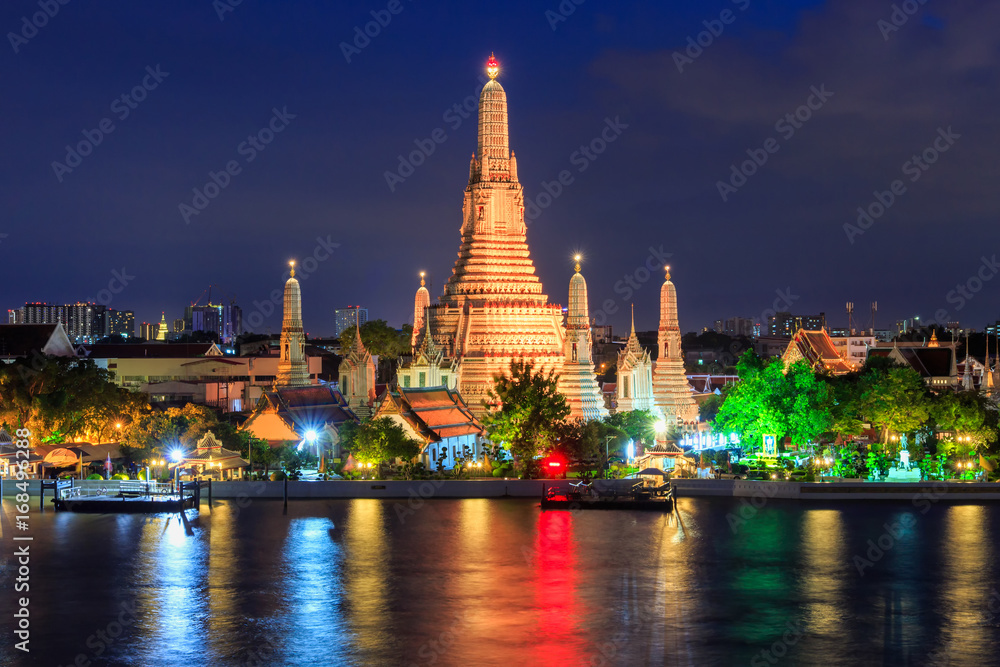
[87,474,103,480]
[112,473,130,481]
[270,471,287,481]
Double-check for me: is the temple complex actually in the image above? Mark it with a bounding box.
[651,266,699,426]
[401,54,566,416]
[616,306,656,413]
[276,261,310,387]
[557,256,609,420]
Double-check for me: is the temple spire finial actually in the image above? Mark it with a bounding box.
[574,254,581,273]
[630,304,635,335]
[420,271,426,287]
[289,259,296,278]
[486,53,499,79]
[665,264,671,281]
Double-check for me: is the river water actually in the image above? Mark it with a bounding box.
[2,496,999,666]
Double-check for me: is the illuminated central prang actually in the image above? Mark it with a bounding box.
[486,53,499,79]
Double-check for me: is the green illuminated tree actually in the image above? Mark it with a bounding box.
[482,360,570,477]
[855,361,931,443]
[349,417,421,465]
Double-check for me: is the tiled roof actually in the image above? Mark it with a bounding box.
[260,384,358,432]
[388,387,484,442]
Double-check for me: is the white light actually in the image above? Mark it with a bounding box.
[305,429,317,442]
[169,449,184,463]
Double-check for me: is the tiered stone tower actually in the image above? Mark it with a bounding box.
[421,54,566,414]
[558,256,609,420]
[617,306,655,413]
[339,323,376,418]
[277,261,310,387]
[411,272,430,348]
[651,266,698,426]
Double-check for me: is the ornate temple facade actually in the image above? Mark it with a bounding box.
[558,257,609,420]
[651,267,699,426]
[401,55,567,416]
[397,310,459,391]
[276,261,310,387]
[338,324,376,418]
[616,307,656,413]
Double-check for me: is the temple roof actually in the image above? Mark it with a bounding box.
[256,384,358,432]
[381,386,483,443]
[0,323,77,358]
[784,329,854,375]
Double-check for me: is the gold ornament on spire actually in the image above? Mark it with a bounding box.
[664,265,671,280]
[574,254,581,273]
[486,53,499,80]
[289,260,296,278]
[420,271,426,287]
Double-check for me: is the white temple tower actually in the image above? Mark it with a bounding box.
[339,323,376,418]
[651,266,698,426]
[558,256,609,421]
[276,261,310,387]
[616,306,655,413]
[417,54,566,415]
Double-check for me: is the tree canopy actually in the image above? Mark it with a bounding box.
[345,417,421,464]
[482,360,570,475]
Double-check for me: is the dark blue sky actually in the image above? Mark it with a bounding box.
[4,0,998,337]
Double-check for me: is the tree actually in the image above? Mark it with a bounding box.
[855,361,931,443]
[481,360,570,477]
[931,390,997,452]
[713,352,831,451]
[353,319,413,382]
[604,409,658,446]
[349,417,421,465]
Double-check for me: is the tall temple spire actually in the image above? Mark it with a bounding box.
[630,303,636,335]
[156,312,167,341]
[652,265,698,426]
[412,271,430,349]
[277,260,309,387]
[558,255,608,420]
[405,54,568,414]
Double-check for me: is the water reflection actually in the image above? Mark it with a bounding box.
[532,509,580,663]
[940,504,991,660]
[342,499,391,656]
[801,509,846,636]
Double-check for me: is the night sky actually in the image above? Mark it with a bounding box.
[4,0,997,338]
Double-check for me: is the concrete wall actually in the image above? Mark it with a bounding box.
[672,478,1000,501]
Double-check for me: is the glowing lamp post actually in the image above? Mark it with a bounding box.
[170,449,184,493]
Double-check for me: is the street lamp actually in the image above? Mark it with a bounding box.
[170,449,184,493]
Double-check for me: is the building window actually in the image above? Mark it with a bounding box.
[403,375,410,388]
[418,372,426,387]
[572,342,578,362]
[341,376,348,394]
[441,375,448,387]
[623,376,630,398]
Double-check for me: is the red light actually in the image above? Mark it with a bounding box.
[548,461,562,467]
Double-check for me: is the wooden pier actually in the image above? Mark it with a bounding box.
[49,480,206,513]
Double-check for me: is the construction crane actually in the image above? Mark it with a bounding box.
[190,284,237,308]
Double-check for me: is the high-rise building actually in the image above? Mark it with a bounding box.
[21,302,106,343]
[768,311,794,337]
[334,306,368,338]
[108,310,135,338]
[400,54,567,415]
[186,303,242,343]
[8,309,23,324]
[276,261,310,387]
[139,322,156,340]
[173,318,185,333]
[715,316,755,337]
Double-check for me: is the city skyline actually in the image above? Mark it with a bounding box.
[4,1,998,336]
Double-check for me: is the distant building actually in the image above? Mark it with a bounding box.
[592,325,613,344]
[21,302,106,343]
[186,303,241,343]
[714,316,755,338]
[172,318,185,333]
[108,310,135,338]
[767,311,825,338]
[334,306,368,337]
[7,309,23,324]
[782,329,854,375]
[138,322,156,341]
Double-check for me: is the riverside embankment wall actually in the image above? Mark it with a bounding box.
[671,479,1000,501]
